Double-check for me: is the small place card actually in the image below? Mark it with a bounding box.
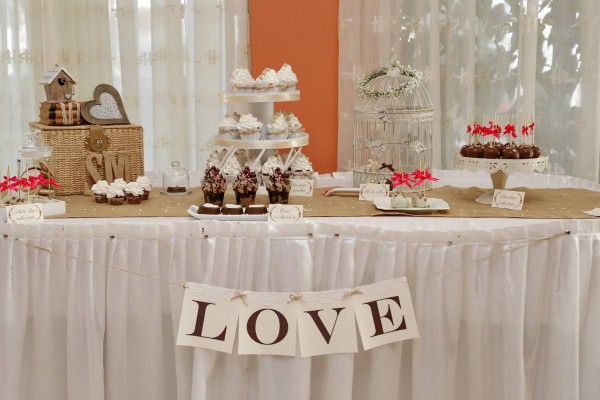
[290,179,314,197]
[268,204,304,223]
[492,190,525,210]
[6,203,44,224]
[359,183,389,201]
[583,208,600,217]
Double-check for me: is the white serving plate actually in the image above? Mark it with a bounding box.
[373,197,450,212]
[188,205,268,221]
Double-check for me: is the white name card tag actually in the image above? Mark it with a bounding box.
[290,179,314,197]
[359,184,389,201]
[268,204,303,223]
[492,190,525,210]
[6,203,44,224]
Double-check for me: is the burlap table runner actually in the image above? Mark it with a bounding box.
[55,186,599,219]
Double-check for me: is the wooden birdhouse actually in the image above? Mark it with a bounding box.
[39,65,76,102]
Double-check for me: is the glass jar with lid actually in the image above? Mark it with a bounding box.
[161,161,192,195]
[18,129,56,197]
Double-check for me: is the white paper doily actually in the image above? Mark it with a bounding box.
[454,155,548,175]
[453,155,548,204]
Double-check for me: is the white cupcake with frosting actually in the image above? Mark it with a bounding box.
[106,184,125,206]
[267,111,289,140]
[135,176,152,200]
[277,64,298,92]
[286,112,305,138]
[218,113,240,139]
[255,68,278,92]
[230,68,255,92]
[111,178,127,191]
[237,113,263,141]
[261,155,284,179]
[91,180,110,203]
[289,153,314,179]
[222,156,243,184]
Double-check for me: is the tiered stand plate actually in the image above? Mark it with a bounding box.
[216,91,309,161]
[454,155,548,204]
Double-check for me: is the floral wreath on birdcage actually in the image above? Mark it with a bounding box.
[356,59,423,100]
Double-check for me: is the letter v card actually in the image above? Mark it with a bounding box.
[353,278,419,350]
[176,283,241,353]
[297,292,357,357]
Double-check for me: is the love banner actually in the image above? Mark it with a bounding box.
[177,278,419,357]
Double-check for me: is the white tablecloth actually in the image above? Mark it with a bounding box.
[1,171,599,400]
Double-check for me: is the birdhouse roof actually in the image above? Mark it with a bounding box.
[39,65,76,85]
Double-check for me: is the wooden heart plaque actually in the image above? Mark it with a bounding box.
[82,84,130,125]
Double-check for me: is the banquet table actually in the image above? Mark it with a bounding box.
[1,170,599,400]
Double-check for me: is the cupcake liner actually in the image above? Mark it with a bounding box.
[203,190,225,206]
[239,131,261,141]
[267,190,290,205]
[218,130,240,140]
[142,190,150,200]
[268,132,289,140]
[287,130,306,138]
[94,193,108,203]
[235,190,257,207]
[127,195,143,204]
[108,196,124,206]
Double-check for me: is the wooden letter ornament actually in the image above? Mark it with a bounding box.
[86,152,131,184]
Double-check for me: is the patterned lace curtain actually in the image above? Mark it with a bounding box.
[339,0,600,182]
[0,0,249,173]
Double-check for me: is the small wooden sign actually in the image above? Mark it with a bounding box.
[290,180,314,197]
[6,203,44,224]
[492,189,525,210]
[359,183,389,201]
[268,205,303,223]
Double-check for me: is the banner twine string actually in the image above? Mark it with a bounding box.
[12,229,571,293]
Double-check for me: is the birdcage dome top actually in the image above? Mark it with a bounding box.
[356,59,433,111]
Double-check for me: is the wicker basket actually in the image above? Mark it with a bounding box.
[29,123,144,195]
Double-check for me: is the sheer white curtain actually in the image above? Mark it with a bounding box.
[0,0,249,174]
[339,0,600,182]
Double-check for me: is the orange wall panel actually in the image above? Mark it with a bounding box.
[249,0,339,173]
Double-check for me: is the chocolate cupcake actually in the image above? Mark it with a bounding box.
[265,167,292,204]
[201,166,227,206]
[233,167,258,207]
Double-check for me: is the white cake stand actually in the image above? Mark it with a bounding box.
[454,155,548,204]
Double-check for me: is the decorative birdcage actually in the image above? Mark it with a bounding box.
[353,59,434,190]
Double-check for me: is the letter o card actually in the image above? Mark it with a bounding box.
[297,298,358,357]
[352,278,419,350]
[176,284,241,353]
[238,300,298,356]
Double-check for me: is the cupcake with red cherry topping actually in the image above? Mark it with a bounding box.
[233,166,259,207]
[265,167,292,204]
[201,166,227,206]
